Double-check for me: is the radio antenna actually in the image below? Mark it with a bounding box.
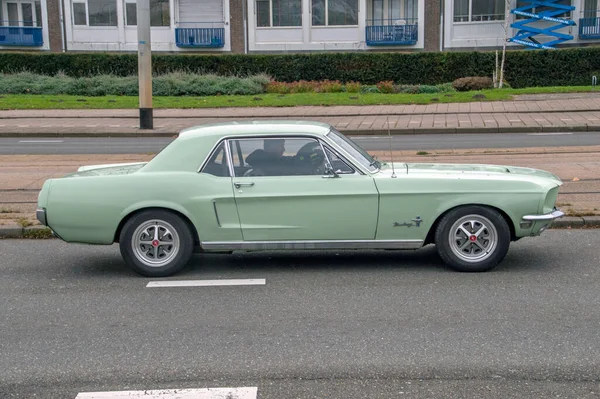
[387,116,396,178]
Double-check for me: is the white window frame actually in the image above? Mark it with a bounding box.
[123,0,171,27]
[311,0,360,27]
[453,0,505,23]
[256,0,302,28]
[2,0,41,27]
[70,0,118,27]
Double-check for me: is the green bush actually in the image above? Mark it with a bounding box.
[345,81,362,93]
[1,47,599,88]
[452,76,494,92]
[0,71,269,96]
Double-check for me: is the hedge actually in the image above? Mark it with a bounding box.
[0,72,270,96]
[0,47,599,88]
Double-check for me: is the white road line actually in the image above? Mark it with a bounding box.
[76,387,258,398]
[527,132,574,136]
[18,140,64,143]
[146,279,266,288]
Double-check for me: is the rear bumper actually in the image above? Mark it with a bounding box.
[36,208,47,226]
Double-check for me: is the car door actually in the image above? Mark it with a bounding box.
[228,136,379,242]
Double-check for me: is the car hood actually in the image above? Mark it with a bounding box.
[65,162,148,177]
[379,162,562,184]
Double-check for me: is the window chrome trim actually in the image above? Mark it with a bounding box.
[224,139,235,178]
[323,129,379,175]
[196,132,372,176]
[197,138,225,173]
[319,140,361,175]
[200,239,424,251]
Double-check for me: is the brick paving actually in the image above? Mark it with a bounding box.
[1,95,600,136]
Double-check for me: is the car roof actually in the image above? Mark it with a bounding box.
[177,120,333,139]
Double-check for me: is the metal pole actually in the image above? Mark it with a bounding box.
[137,0,153,129]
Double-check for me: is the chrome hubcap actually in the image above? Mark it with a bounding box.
[132,219,180,268]
[449,215,497,263]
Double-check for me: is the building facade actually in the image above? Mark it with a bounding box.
[0,0,598,52]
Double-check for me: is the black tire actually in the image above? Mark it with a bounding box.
[434,205,511,272]
[119,209,194,277]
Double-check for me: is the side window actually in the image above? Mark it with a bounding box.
[200,141,230,177]
[229,137,327,177]
[324,146,356,174]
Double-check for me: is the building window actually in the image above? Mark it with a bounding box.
[312,0,358,26]
[73,2,86,24]
[71,0,117,26]
[1,1,42,27]
[584,0,598,17]
[515,0,572,19]
[256,0,301,27]
[125,0,170,27]
[454,0,505,22]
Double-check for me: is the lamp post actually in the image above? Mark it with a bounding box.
[137,0,153,129]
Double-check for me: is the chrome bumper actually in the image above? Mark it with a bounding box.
[522,209,565,221]
[36,208,47,226]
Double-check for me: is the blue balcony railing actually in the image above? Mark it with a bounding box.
[175,22,225,48]
[579,16,600,39]
[366,18,418,46]
[0,21,43,46]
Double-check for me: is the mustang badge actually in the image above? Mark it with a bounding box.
[394,216,423,228]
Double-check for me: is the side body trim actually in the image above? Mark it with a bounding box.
[200,240,424,251]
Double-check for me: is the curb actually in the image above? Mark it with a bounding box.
[2,217,599,239]
[1,125,599,138]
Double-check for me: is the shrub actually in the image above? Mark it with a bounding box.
[1,48,599,88]
[265,81,290,94]
[289,80,318,93]
[0,72,267,96]
[345,81,361,93]
[452,76,494,92]
[318,80,343,93]
[377,81,395,94]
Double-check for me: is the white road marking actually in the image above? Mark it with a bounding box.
[146,279,266,288]
[76,387,258,398]
[19,140,64,143]
[527,132,574,136]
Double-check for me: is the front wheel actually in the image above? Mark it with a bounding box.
[434,205,511,272]
[119,210,194,277]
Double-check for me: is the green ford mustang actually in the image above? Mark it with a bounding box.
[36,121,564,277]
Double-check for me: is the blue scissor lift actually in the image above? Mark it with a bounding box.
[509,0,576,49]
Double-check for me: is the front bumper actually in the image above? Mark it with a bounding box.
[522,209,565,221]
[520,208,565,235]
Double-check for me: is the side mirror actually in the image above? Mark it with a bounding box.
[322,164,340,178]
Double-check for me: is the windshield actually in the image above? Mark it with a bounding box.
[326,128,380,172]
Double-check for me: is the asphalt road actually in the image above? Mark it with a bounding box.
[2,131,600,154]
[2,230,600,398]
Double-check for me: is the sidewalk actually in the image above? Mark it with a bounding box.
[1,93,600,136]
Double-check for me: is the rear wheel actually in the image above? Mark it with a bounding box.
[435,205,510,272]
[119,210,194,277]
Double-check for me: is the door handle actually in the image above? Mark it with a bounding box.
[234,182,255,189]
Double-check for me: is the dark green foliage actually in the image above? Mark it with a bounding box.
[0,47,598,88]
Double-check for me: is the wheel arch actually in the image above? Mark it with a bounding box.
[113,206,200,247]
[424,203,516,245]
